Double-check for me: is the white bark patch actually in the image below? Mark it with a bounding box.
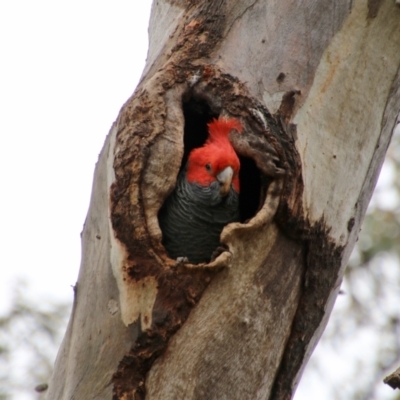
[294,0,400,245]
[262,89,287,114]
[109,220,158,328]
[107,299,119,315]
[133,276,158,330]
[107,121,158,328]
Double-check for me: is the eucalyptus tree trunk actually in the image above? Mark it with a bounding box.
[46,1,400,399]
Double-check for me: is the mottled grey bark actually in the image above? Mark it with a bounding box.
[46,1,400,399]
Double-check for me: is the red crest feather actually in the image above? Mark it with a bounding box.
[206,117,243,143]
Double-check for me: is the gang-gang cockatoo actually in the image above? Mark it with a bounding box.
[159,117,243,264]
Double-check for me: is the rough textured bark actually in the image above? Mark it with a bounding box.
[46,1,400,399]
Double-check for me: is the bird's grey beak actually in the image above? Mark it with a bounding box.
[217,166,234,196]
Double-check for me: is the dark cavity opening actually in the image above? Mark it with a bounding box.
[181,95,262,222]
[238,156,262,222]
[181,95,219,171]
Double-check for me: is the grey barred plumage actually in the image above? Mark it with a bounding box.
[159,169,239,264]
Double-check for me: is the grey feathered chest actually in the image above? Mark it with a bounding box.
[158,171,239,264]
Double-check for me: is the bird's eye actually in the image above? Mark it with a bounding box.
[205,163,212,171]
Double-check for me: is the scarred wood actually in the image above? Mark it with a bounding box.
[46,1,400,399]
[109,63,296,398]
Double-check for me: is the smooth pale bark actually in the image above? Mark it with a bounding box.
[47,1,400,399]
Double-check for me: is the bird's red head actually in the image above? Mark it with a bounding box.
[186,117,243,194]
